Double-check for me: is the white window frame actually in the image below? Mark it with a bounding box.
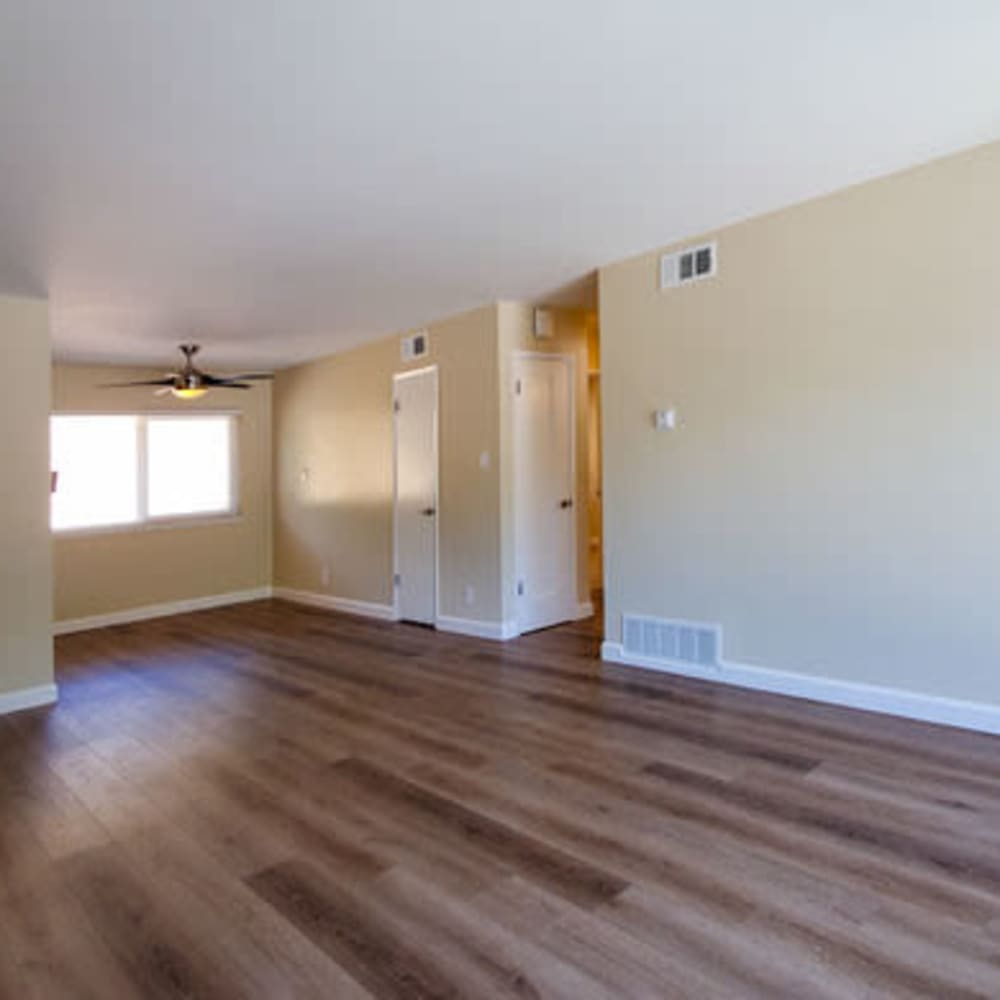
[51,411,241,537]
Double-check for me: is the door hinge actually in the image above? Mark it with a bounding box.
[393,572,401,587]
[393,399,401,413]
[517,580,525,596]
[514,378,522,396]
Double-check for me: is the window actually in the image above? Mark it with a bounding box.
[51,414,237,532]
[50,416,140,530]
[147,417,234,518]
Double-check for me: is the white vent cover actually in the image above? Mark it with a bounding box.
[622,614,721,668]
[660,241,718,290]
[401,330,429,361]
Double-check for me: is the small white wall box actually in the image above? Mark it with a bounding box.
[653,408,677,430]
[401,329,429,361]
[533,308,554,339]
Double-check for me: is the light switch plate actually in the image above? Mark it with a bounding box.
[653,408,677,431]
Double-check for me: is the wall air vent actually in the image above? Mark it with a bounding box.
[401,330,429,362]
[659,241,718,290]
[622,614,721,669]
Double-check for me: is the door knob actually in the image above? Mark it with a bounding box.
[421,507,436,517]
[559,498,573,509]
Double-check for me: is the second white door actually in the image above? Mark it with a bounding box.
[394,366,438,624]
[514,354,576,633]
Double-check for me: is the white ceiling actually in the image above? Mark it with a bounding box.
[1,1,998,369]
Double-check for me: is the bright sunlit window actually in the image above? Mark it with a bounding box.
[147,417,234,518]
[50,416,140,530]
[51,414,237,532]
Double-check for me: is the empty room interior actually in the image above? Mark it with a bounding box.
[3,3,1000,997]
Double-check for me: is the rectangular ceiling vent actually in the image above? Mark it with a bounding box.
[659,241,718,290]
[622,614,721,668]
[401,329,429,361]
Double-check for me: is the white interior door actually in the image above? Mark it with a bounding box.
[394,367,438,624]
[514,354,576,633]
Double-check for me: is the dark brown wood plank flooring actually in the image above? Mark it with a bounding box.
[3,598,1000,998]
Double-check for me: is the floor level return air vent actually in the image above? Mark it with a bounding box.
[622,614,722,669]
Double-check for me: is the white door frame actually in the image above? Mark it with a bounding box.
[512,350,577,635]
[392,365,440,624]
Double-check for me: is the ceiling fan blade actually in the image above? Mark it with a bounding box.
[99,378,176,388]
[214,382,252,389]
[226,373,274,381]
[201,373,272,386]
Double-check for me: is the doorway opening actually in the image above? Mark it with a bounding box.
[585,315,603,626]
[513,352,577,633]
[511,308,603,637]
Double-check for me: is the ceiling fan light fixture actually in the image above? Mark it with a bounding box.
[99,344,274,396]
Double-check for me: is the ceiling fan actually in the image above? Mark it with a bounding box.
[101,344,273,399]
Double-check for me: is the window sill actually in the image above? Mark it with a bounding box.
[53,512,244,539]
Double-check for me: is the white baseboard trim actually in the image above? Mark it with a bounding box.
[499,601,596,641]
[601,642,1000,736]
[53,587,274,636]
[436,615,520,641]
[273,587,397,621]
[0,683,59,716]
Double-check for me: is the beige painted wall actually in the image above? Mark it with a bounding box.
[52,365,272,622]
[600,141,1000,704]
[274,304,504,622]
[273,335,397,606]
[0,296,53,696]
[497,303,597,623]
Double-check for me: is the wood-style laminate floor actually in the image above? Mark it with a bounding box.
[3,600,1000,998]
